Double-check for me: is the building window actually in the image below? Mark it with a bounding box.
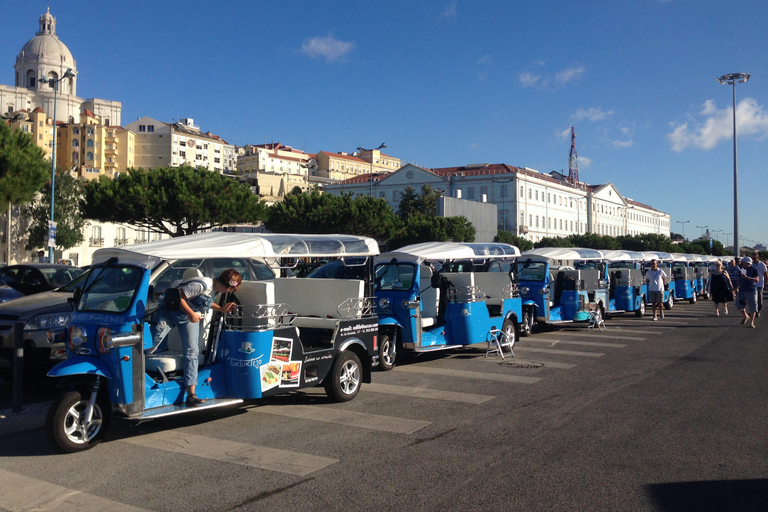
[529,189,532,200]
[467,187,475,199]
[535,215,539,228]
[138,125,146,132]
[147,125,154,132]
[529,214,532,226]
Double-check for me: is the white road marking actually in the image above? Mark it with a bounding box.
[393,365,542,384]
[512,347,604,357]
[0,468,151,512]
[253,404,432,434]
[363,382,495,404]
[121,430,338,476]
[543,330,645,341]
[524,338,627,348]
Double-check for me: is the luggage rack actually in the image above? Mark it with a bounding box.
[337,296,376,319]
[222,303,296,332]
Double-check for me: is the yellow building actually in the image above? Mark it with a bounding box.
[316,148,400,181]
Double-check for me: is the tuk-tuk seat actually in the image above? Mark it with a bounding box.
[419,267,438,328]
[145,312,211,375]
[273,278,365,330]
[474,272,513,306]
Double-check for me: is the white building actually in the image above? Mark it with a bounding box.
[0,8,122,126]
[125,117,236,173]
[324,163,671,242]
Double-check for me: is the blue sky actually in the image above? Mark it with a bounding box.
[3,1,767,247]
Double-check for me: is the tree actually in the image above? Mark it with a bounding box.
[388,216,475,250]
[0,121,50,211]
[82,166,267,237]
[397,184,442,219]
[494,231,533,251]
[266,190,400,241]
[23,171,86,251]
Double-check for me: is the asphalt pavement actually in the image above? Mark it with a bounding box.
[1,299,767,511]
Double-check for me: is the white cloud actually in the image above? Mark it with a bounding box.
[573,107,614,122]
[556,66,585,85]
[518,65,585,89]
[578,155,593,169]
[441,0,458,19]
[518,72,541,88]
[301,34,355,63]
[667,97,768,152]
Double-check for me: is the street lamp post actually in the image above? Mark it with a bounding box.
[717,72,750,258]
[696,225,708,239]
[676,220,689,241]
[357,143,386,196]
[38,68,75,263]
[723,232,732,248]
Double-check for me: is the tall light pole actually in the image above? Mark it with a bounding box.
[38,68,75,262]
[696,225,708,239]
[676,220,689,241]
[723,232,732,248]
[357,143,386,196]
[717,72,750,258]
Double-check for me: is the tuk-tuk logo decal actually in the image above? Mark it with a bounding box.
[238,341,255,354]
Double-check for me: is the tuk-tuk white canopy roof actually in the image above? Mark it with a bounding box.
[642,251,674,262]
[376,241,520,265]
[670,253,697,262]
[520,247,604,262]
[602,250,645,262]
[93,232,380,269]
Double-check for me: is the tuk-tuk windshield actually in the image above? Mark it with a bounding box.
[517,261,548,281]
[375,263,416,291]
[78,266,143,314]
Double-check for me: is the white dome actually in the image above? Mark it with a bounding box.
[14,8,77,94]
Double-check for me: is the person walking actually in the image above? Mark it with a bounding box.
[736,257,759,328]
[726,258,741,297]
[751,252,767,317]
[644,259,667,321]
[708,261,733,316]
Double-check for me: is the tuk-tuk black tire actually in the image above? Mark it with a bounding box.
[325,351,362,403]
[520,310,533,337]
[635,297,646,317]
[46,390,110,453]
[689,294,697,304]
[501,318,517,352]
[664,295,674,310]
[378,332,396,371]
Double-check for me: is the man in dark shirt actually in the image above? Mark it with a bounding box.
[737,257,759,328]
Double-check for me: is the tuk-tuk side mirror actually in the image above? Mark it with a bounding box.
[69,286,82,307]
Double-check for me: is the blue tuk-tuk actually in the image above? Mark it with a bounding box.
[602,250,648,317]
[642,251,676,310]
[670,253,698,304]
[373,242,525,370]
[692,254,712,300]
[517,247,609,326]
[45,233,381,453]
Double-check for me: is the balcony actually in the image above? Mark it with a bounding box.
[114,238,129,246]
[134,237,147,244]
[89,237,105,247]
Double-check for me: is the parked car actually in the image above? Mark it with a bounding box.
[150,256,276,297]
[0,263,84,296]
[0,271,89,368]
[305,258,368,280]
[0,283,24,303]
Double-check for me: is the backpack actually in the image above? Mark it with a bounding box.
[164,277,212,312]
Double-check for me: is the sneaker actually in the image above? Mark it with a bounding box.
[661,311,664,319]
[653,317,658,321]
[724,309,728,315]
[186,394,206,405]
[741,318,749,325]
[715,311,720,316]
[750,324,756,328]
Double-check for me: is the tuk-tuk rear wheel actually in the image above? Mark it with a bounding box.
[378,333,396,371]
[664,295,674,310]
[520,310,534,337]
[501,319,517,351]
[689,293,697,304]
[46,390,111,453]
[325,351,362,402]
[635,297,646,317]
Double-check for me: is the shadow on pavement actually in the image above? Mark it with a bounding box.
[645,479,768,512]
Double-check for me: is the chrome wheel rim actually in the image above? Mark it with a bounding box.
[63,401,103,445]
[339,359,360,395]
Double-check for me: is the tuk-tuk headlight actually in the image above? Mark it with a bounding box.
[68,325,86,350]
[378,297,390,310]
[520,286,530,296]
[538,288,548,295]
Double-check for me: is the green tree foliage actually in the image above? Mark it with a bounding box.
[0,121,50,211]
[397,184,441,219]
[82,166,267,237]
[494,231,533,251]
[23,171,85,251]
[617,233,675,252]
[389,215,475,250]
[266,190,400,241]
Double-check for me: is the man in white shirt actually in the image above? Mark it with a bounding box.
[751,252,767,317]
[644,259,668,321]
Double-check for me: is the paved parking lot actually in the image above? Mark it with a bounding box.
[1,299,766,511]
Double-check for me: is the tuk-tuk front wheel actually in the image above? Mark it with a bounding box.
[378,333,396,371]
[520,310,534,337]
[501,319,517,352]
[46,390,110,453]
[664,295,674,310]
[325,351,362,402]
[635,297,646,317]
[689,293,697,304]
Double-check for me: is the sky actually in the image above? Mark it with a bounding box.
[2,1,767,247]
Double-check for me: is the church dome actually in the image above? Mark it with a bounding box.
[15,8,77,93]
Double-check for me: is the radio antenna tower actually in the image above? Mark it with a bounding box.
[568,126,579,186]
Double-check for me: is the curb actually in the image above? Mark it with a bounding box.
[0,401,51,436]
